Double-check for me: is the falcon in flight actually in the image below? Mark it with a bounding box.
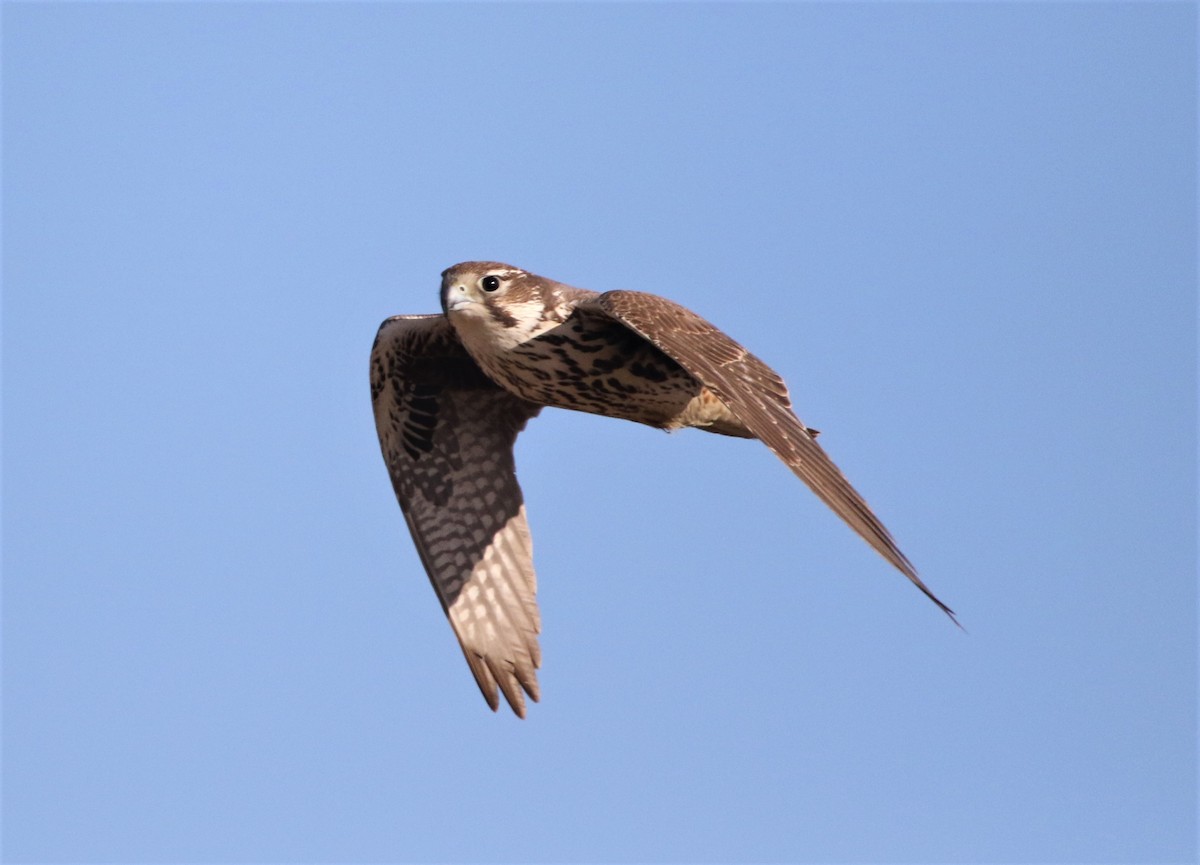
[371,262,956,717]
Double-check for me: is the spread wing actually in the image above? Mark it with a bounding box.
[583,291,958,625]
[371,314,545,716]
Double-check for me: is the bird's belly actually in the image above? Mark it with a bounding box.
[511,344,700,427]
[478,317,719,430]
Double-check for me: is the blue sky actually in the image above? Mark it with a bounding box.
[3,3,1195,862]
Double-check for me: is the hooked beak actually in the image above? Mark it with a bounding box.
[440,279,475,315]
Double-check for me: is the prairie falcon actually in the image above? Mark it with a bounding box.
[371,262,956,717]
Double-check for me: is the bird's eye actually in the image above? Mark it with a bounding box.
[481,276,501,292]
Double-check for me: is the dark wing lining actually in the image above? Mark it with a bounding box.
[371,314,545,716]
[583,291,958,625]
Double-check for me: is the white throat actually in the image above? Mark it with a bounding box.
[449,296,553,355]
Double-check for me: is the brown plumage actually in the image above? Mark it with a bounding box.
[371,262,957,717]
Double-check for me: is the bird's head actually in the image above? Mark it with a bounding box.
[440,261,570,350]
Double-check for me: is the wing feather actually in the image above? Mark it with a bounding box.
[585,291,958,625]
[371,314,545,716]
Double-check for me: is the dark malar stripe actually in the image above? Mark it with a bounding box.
[485,298,520,328]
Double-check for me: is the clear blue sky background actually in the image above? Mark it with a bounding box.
[3,3,1195,863]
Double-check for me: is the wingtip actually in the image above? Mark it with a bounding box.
[497,678,538,720]
[926,590,964,628]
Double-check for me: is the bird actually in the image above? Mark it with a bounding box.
[371,261,957,717]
